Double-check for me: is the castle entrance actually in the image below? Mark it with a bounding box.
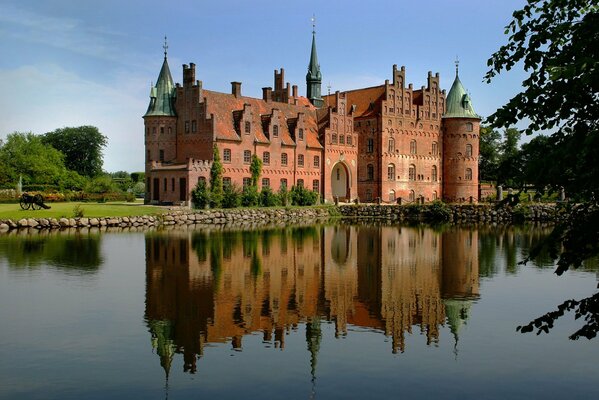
[331,162,349,201]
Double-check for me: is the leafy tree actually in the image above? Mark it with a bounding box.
[497,128,523,187]
[85,175,119,194]
[479,125,502,182]
[222,184,242,208]
[486,0,599,338]
[42,126,107,177]
[250,154,262,187]
[209,144,223,208]
[191,179,210,209]
[130,172,145,183]
[241,185,260,207]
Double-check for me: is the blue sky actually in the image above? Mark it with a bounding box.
[0,0,527,172]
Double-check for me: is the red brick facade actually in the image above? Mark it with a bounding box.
[144,52,479,205]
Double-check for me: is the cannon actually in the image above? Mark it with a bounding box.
[19,193,51,210]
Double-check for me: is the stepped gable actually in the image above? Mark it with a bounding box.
[202,89,322,149]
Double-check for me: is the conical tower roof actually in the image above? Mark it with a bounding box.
[443,71,480,119]
[306,31,322,81]
[144,51,176,117]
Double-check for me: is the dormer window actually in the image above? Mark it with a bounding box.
[298,128,304,140]
[245,121,251,134]
[273,125,278,137]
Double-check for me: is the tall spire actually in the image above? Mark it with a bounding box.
[306,15,323,108]
[144,36,176,117]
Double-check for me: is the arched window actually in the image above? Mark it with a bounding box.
[410,140,417,154]
[466,144,473,157]
[432,191,437,200]
[263,151,270,165]
[465,168,473,180]
[389,190,395,202]
[432,165,438,181]
[332,133,338,144]
[367,138,374,153]
[409,164,416,181]
[432,141,438,155]
[388,138,395,153]
[367,164,374,181]
[466,122,473,132]
[387,164,395,181]
[339,135,345,145]
[347,135,352,145]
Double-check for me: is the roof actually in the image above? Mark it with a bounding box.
[443,74,480,119]
[144,57,177,117]
[202,90,323,149]
[323,85,386,118]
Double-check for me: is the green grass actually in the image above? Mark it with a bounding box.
[0,201,167,220]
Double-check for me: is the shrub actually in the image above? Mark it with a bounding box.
[278,185,289,206]
[222,184,242,208]
[241,185,260,207]
[423,200,452,222]
[290,185,318,206]
[260,186,280,207]
[191,180,210,209]
[72,205,84,218]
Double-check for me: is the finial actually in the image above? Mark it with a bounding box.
[455,55,459,76]
[163,35,168,58]
[311,14,316,34]
[327,82,331,96]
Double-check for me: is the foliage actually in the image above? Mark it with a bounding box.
[496,128,522,187]
[131,181,146,197]
[130,172,145,183]
[250,154,262,187]
[191,179,210,209]
[422,200,452,222]
[479,125,502,182]
[278,185,289,206]
[241,185,260,207]
[290,185,318,206]
[209,144,223,208]
[85,175,119,194]
[486,0,599,338]
[260,186,280,207]
[42,126,107,177]
[222,184,242,208]
[72,205,85,218]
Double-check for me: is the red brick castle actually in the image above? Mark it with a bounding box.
[144,32,480,205]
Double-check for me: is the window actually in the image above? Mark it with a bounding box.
[243,177,251,188]
[387,164,395,181]
[389,190,395,202]
[243,150,251,164]
[367,164,374,181]
[281,153,288,166]
[367,138,374,153]
[388,138,395,153]
[263,151,270,165]
[409,190,415,202]
[280,178,288,189]
[313,155,320,168]
[171,178,175,191]
[297,179,304,188]
[223,149,231,163]
[466,144,473,157]
[409,164,416,181]
[223,177,231,187]
[339,135,345,145]
[191,120,197,132]
[185,121,190,133]
[168,127,172,134]
[273,125,278,137]
[245,121,251,134]
[160,126,164,134]
[432,165,438,181]
[298,154,304,167]
[163,178,167,191]
[312,180,319,193]
[432,191,437,201]
[332,134,338,144]
[410,140,417,154]
[465,168,473,180]
[432,141,438,155]
[198,176,206,185]
[262,178,270,188]
[159,149,164,162]
[298,128,304,140]
[466,122,473,132]
[347,135,352,145]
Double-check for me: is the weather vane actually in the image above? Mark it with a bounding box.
[311,14,316,33]
[455,55,459,75]
[163,35,168,58]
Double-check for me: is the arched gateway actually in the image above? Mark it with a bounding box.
[331,162,350,201]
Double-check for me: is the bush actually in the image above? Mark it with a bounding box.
[241,185,260,207]
[278,185,289,206]
[222,184,242,208]
[290,185,318,206]
[260,186,280,207]
[85,175,119,194]
[191,180,210,209]
[423,200,452,222]
[72,205,84,218]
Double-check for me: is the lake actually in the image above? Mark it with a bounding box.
[0,223,597,399]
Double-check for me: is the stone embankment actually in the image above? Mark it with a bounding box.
[0,207,331,232]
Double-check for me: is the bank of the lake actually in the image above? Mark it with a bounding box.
[0,203,564,232]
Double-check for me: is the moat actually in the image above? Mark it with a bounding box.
[1,223,598,399]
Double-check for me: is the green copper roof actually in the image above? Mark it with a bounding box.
[443,74,480,119]
[144,56,176,117]
[306,32,322,81]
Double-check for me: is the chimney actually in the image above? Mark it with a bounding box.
[292,85,298,98]
[183,63,196,88]
[231,81,242,97]
[262,87,272,102]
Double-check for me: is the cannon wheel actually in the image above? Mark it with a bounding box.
[31,194,44,210]
[19,195,31,210]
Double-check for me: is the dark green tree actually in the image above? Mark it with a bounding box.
[486,0,599,338]
[478,125,502,182]
[496,128,523,187]
[42,126,107,177]
[209,144,223,208]
[250,154,262,188]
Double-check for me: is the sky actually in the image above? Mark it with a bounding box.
[0,0,528,172]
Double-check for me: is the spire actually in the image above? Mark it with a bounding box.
[306,16,323,108]
[443,63,480,119]
[144,37,177,117]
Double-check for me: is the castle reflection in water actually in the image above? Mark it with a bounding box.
[145,224,479,375]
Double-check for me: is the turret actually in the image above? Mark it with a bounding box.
[441,64,481,203]
[306,22,323,108]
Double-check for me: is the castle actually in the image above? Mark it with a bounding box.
[144,31,480,205]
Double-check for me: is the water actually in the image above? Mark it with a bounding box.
[0,224,597,399]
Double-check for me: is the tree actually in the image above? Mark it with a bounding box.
[486,0,599,338]
[478,125,502,182]
[209,144,223,208]
[497,127,523,187]
[42,126,107,177]
[250,154,262,188]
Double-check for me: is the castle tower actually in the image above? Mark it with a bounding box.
[441,64,481,202]
[144,37,177,201]
[306,20,323,108]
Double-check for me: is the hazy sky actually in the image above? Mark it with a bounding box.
[0,0,527,172]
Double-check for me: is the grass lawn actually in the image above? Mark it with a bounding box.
[0,201,167,220]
